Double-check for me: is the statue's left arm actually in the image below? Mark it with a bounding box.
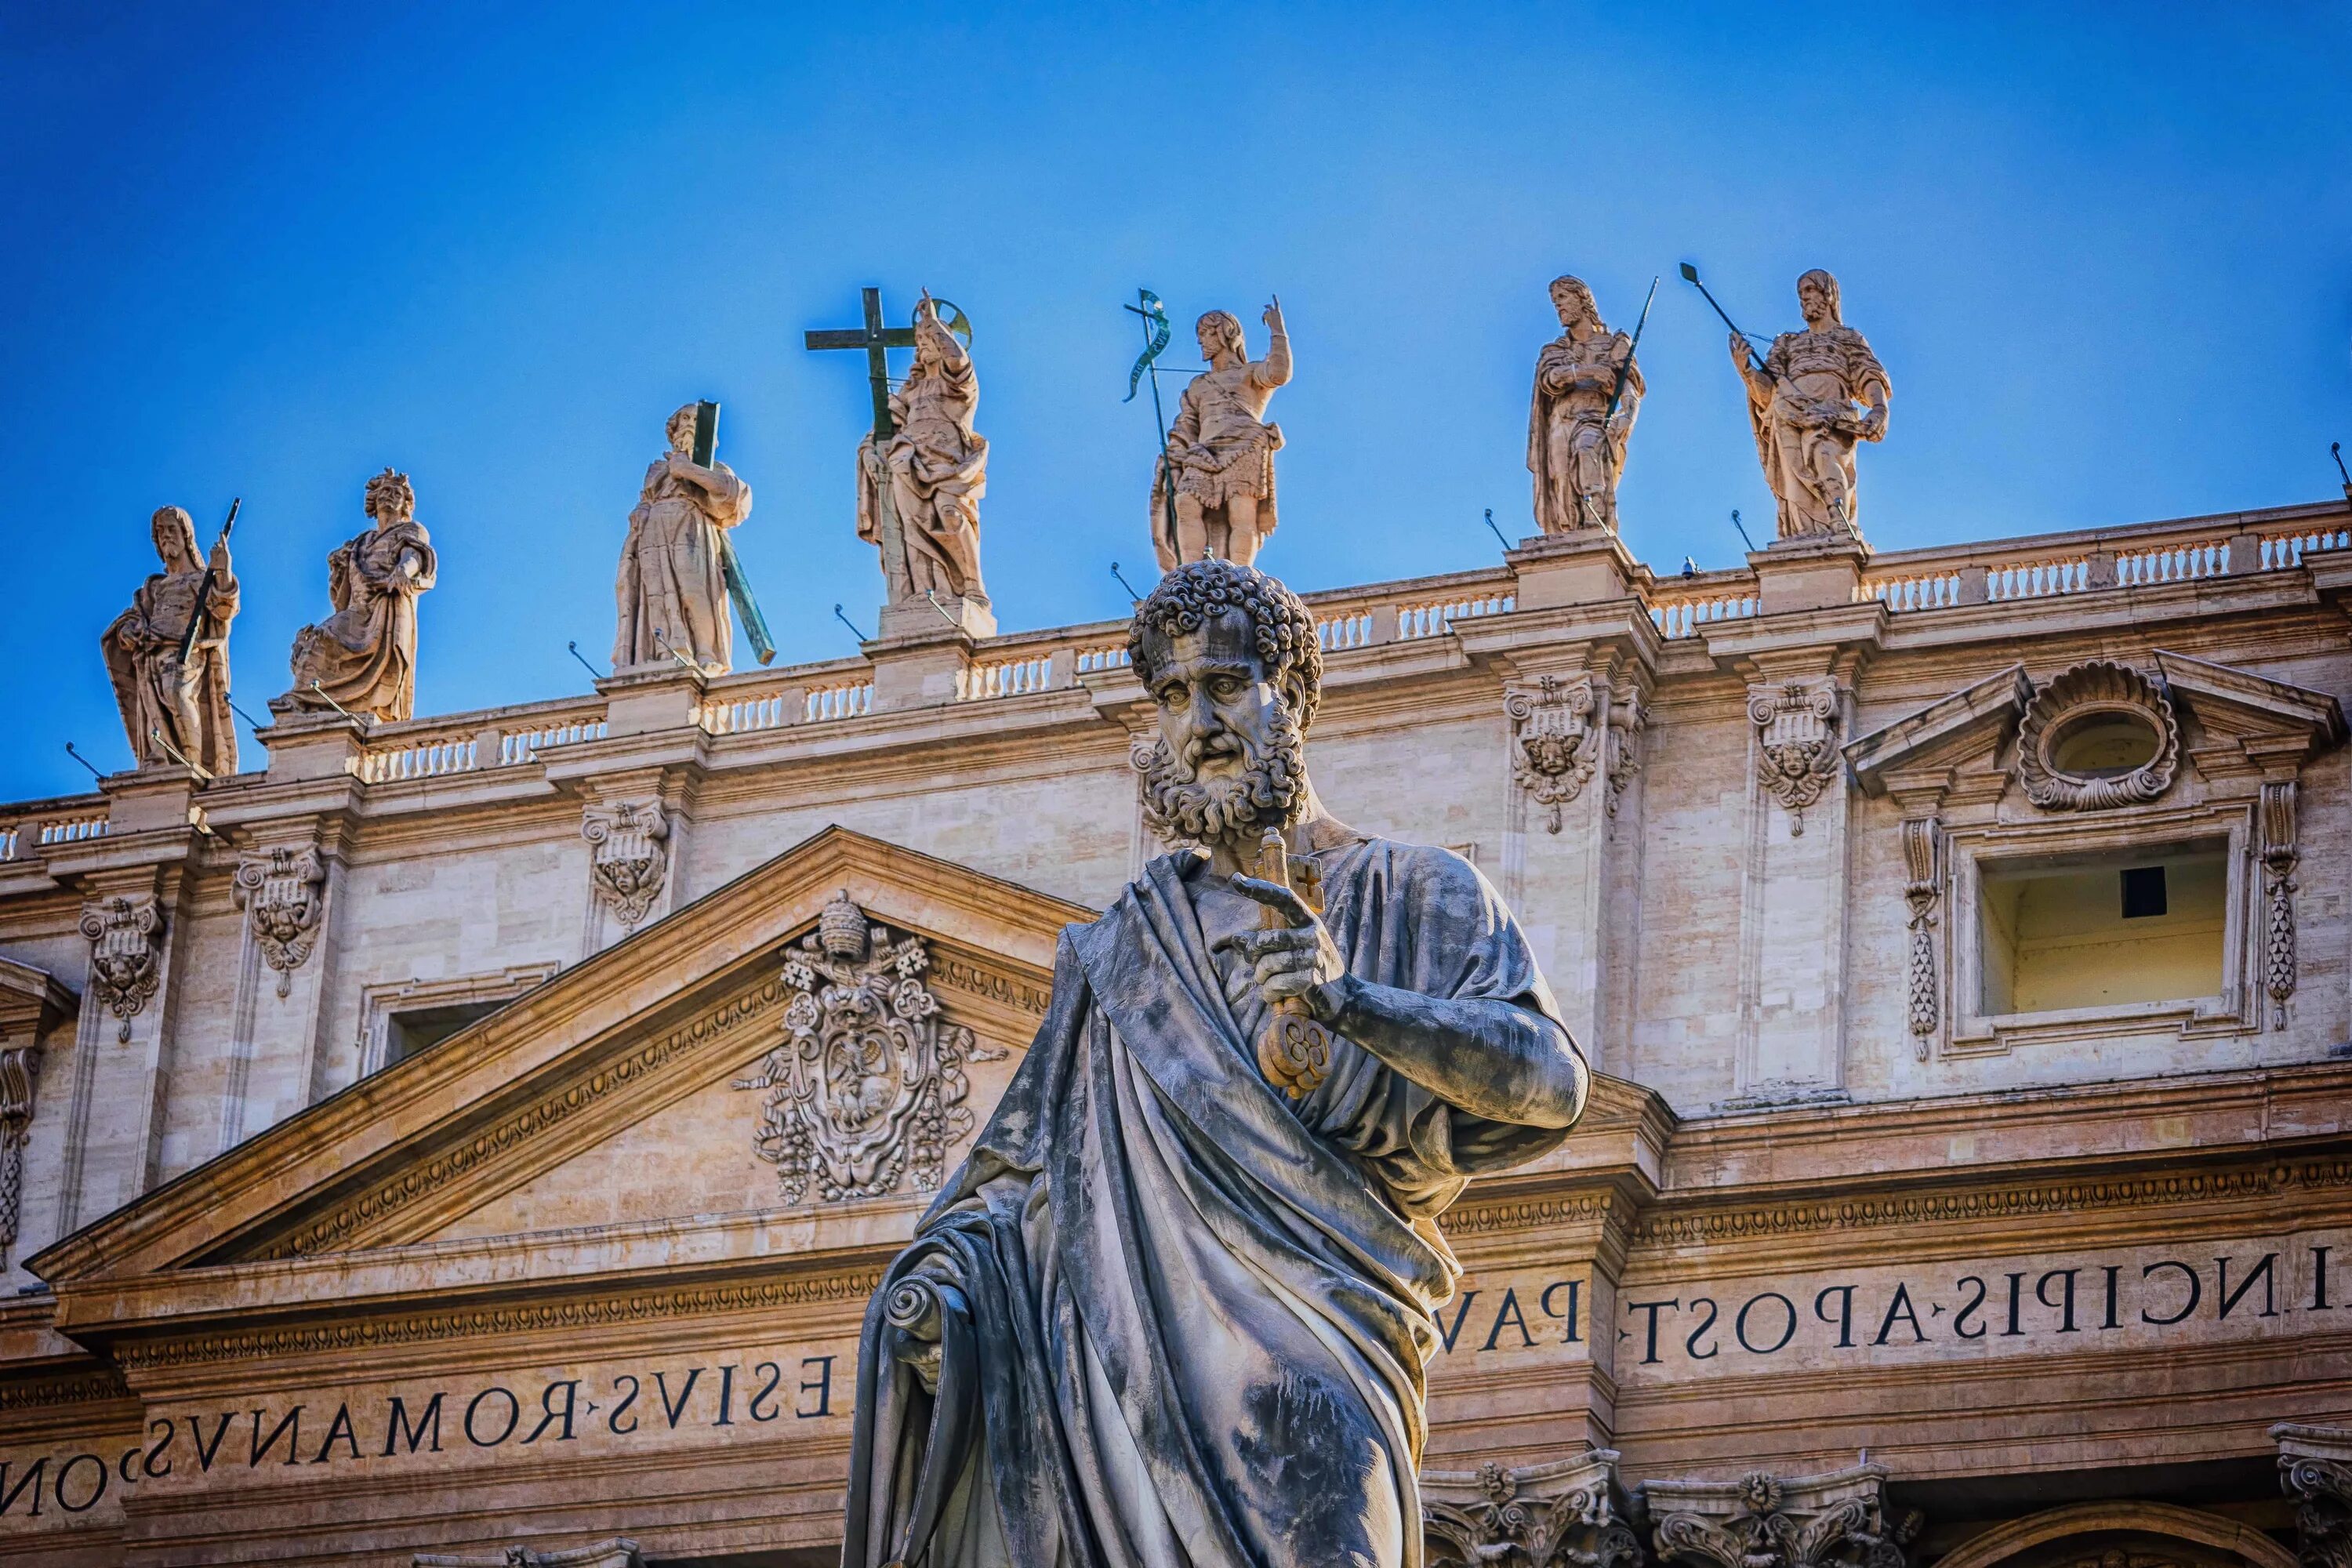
[1853,338,1890,441]
[665,454,753,526]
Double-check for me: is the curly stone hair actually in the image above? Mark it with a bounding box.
[1128,559,1324,730]
[363,467,414,523]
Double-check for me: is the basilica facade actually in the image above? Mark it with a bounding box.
[2,291,2352,1568]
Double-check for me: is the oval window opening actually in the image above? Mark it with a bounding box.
[2049,713,2159,779]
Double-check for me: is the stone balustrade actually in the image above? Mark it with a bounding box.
[0,796,111,862]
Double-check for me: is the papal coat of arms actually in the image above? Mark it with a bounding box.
[734,892,1004,1204]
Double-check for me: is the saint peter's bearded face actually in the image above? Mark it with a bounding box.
[1137,608,1309,845]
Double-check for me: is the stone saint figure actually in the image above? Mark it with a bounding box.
[286,468,437,723]
[614,404,753,673]
[1733,269,1891,542]
[1151,300,1291,570]
[858,293,989,605]
[1528,275,1643,535]
[844,561,1592,1568]
[102,506,240,774]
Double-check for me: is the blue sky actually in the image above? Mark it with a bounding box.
[2,2,2347,800]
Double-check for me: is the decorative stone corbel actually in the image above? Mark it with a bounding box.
[1507,675,1599,833]
[0,1044,36,1265]
[1649,1467,1920,1568]
[233,844,327,999]
[1900,813,1941,1051]
[78,892,165,1043]
[1605,687,1647,821]
[1425,1452,1640,1568]
[1750,678,1843,834]
[2261,779,2299,1027]
[582,800,670,931]
[2275,1424,2352,1568]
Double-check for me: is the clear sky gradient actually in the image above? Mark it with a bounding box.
[2,2,2347,801]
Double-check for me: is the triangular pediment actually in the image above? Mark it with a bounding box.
[1845,664,2034,795]
[28,827,1093,1290]
[2151,648,2349,759]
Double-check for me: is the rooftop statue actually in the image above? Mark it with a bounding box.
[844,560,1592,1568]
[1529,274,1644,535]
[1152,300,1290,569]
[858,292,989,611]
[285,469,436,723]
[614,403,753,673]
[1731,269,1891,543]
[102,506,240,774]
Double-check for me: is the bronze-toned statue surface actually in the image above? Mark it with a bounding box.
[844,561,1592,1568]
[103,506,240,774]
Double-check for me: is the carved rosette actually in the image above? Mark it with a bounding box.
[1426,1461,1641,1568]
[2261,779,2299,1027]
[234,846,326,998]
[1651,1471,1921,1568]
[734,893,1005,1204]
[1901,817,1940,1051]
[1508,676,1599,834]
[0,1042,38,1260]
[583,801,670,930]
[2281,1439,2352,1568]
[2014,661,2179,811]
[1750,681,1842,834]
[78,895,165,1043]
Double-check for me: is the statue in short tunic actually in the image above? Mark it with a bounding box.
[1528,275,1642,535]
[615,403,753,673]
[286,469,436,723]
[1151,301,1291,570]
[1732,269,1890,542]
[102,506,240,774]
[843,561,1592,1568]
[859,293,989,606]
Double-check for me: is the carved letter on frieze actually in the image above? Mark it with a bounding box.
[2262,779,2299,1027]
[1750,682,1842,835]
[1507,675,1599,834]
[234,846,326,999]
[0,1043,38,1261]
[734,892,1007,1204]
[1901,817,1940,1052]
[582,801,670,931]
[1426,1461,1641,1568]
[78,895,164,1043]
[2280,1443,2352,1568]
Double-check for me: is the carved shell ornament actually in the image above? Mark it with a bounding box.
[2014,660,2180,811]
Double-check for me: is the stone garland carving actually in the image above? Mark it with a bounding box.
[2282,1447,2352,1568]
[79,894,165,1043]
[1508,676,1599,833]
[0,1041,39,1262]
[2262,779,2299,1027]
[2014,660,2179,811]
[1606,691,1646,819]
[582,801,670,931]
[1426,1461,1641,1568]
[1750,681,1842,834]
[233,846,326,998]
[734,893,1005,1204]
[1901,816,1940,1051]
[1653,1473,1921,1568]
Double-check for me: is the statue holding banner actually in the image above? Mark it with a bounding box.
[286,469,436,723]
[614,403,754,673]
[844,559,1592,1568]
[103,506,240,774]
[858,293,988,608]
[1151,299,1290,569]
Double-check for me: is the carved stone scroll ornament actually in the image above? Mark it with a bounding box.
[1653,1472,1921,1568]
[1750,681,1842,834]
[1901,816,1940,1052]
[1606,691,1647,819]
[2279,1432,2352,1568]
[1508,676,1599,833]
[582,801,670,931]
[0,1043,38,1262]
[2014,660,2180,811]
[79,895,165,1043]
[1426,1461,1641,1568]
[233,846,326,998]
[2262,779,2299,1027]
[734,894,1006,1204]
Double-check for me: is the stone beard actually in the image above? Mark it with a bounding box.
[614,404,753,673]
[103,505,240,775]
[844,561,1592,1568]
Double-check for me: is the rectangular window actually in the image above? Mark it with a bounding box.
[1979,842,2226,1016]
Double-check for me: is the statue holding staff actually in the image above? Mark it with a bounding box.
[858,292,988,606]
[285,468,436,723]
[1151,299,1290,569]
[1528,274,1644,535]
[843,559,1592,1568]
[1731,268,1891,542]
[615,403,753,673]
[102,506,240,773]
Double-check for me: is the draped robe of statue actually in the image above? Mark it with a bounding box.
[1151,342,1289,572]
[289,516,437,722]
[844,837,1575,1568]
[615,454,752,672]
[1744,323,1889,541]
[1527,326,1640,535]
[859,332,988,604]
[102,529,239,775]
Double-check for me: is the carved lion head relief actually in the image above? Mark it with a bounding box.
[2014,661,2180,811]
